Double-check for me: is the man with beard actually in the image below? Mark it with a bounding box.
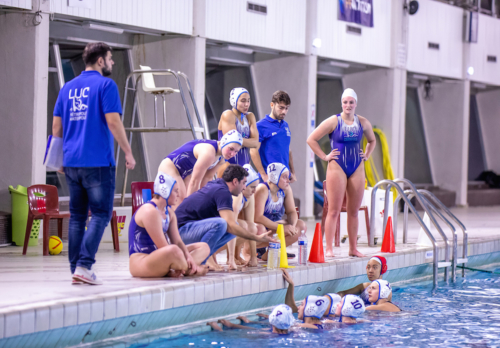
[52,42,135,285]
[250,90,296,183]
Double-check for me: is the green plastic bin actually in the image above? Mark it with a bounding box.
[8,185,42,247]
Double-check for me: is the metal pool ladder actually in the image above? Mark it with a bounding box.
[115,69,209,206]
[370,179,468,289]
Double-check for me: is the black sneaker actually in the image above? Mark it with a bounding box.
[256,247,267,259]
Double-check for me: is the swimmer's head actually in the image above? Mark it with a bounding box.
[335,295,365,319]
[154,172,177,205]
[229,88,250,114]
[368,280,392,304]
[341,88,357,114]
[367,256,387,281]
[325,293,342,316]
[242,164,260,197]
[298,296,329,320]
[269,304,294,334]
[220,130,243,159]
[267,163,290,190]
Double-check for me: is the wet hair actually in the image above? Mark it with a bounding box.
[271,90,291,106]
[152,193,161,199]
[222,164,249,183]
[82,42,112,66]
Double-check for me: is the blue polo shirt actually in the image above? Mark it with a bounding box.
[256,115,291,171]
[53,70,122,167]
[176,178,233,228]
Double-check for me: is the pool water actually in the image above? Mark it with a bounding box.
[130,269,500,347]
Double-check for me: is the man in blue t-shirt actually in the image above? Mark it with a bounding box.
[52,42,136,285]
[176,165,275,270]
[250,91,296,183]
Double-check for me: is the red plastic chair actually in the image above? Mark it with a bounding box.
[23,185,70,256]
[131,181,154,216]
[321,180,370,247]
[87,209,120,252]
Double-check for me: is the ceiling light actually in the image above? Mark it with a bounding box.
[312,38,322,48]
[467,66,475,76]
[83,22,124,34]
[329,61,350,68]
[225,45,254,55]
[412,74,429,80]
[472,82,487,89]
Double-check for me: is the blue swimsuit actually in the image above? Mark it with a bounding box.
[261,182,285,222]
[218,114,251,166]
[166,140,221,179]
[329,114,364,178]
[129,202,170,256]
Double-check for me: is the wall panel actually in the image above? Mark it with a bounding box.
[406,0,464,79]
[49,0,192,35]
[316,0,392,67]
[0,0,31,10]
[205,0,306,54]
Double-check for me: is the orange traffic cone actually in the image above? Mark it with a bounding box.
[381,217,396,253]
[308,222,325,263]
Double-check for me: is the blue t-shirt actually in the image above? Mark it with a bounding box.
[53,70,122,167]
[256,115,291,171]
[176,178,233,228]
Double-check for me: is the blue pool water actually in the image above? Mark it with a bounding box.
[130,269,500,347]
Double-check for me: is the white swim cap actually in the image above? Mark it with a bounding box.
[229,87,249,111]
[341,295,365,318]
[374,280,392,301]
[269,304,295,330]
[341,88,357,103]
[220,129,243,149]
[154,172,177,201]
[327,293,342,314]
[304,295,329,319]
[267,163,289,186]
[243,164,260,186]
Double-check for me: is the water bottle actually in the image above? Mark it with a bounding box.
[298,230,308,265]
[267,234,280,270]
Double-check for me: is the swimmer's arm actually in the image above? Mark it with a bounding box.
[245,113,260,149]
[243,195,256,224]
[207,322,223,332]
[359,116,376,160]
[220,210,274,243]
[218,319,249,330]
[282,270,299,313]
[297,323,320,329]
[189,144,217,196]
[250,148,267,181]
[140,206,169,249]
[202,159,221,187]
[256,313,269,319]
[166,210,191,257]
[337,283,366,297]
[307,117,337,161]
[232,195,243,222]
[253,185,280,231]
[283,187,298,229]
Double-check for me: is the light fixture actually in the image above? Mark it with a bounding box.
[83,22,124,34]
[467,66,475,76]
[412,74,429,80]
[317,71,343,78]
[329,61,350,68]
[225,45,254,55]
[472,82,487,89]
[312,38,322,48]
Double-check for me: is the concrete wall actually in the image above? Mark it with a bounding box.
[342,68,407,178]
[131,36,206,180]
[251,55,317,218]
[0,12,49,212]
[418,80,470,205]
[476,89,500,173]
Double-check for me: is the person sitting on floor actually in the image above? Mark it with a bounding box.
[337,256,390,305]
[128,172,209,278]
[254,163,305,261]
[366,280,402,312]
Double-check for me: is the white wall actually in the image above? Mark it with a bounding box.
[252,55,316,218]
[0,0,31,9]
[467,14,500,86]
[205,0,306,54]
[418,81,470,205]
[0,12,49,212]
[476,89,500,173]
[406,0,464,79]
[132,36,206,180]
[316,0,392,67]
[50,0,192,35]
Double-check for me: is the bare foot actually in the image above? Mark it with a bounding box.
[247,258,258,267]
[195,265,209,276]
[325,249,335,258]
[260,251,268,262]
[206,257,223,271]
[237,316,250,323]
[228,261,238,271]
[207,322,223,332]
[235,255,248,266]
[166,269,184,277]
[349,249,366,257]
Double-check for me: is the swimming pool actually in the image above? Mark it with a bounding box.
[129,268,500,347]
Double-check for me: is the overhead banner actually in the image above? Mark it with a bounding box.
[338,0,374,28]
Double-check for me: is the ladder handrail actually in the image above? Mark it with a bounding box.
[370,180,439,289]
[177,71,207,139]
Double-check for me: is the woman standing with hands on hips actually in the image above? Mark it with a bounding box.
[307,88,376,258]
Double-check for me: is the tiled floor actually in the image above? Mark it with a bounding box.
[0,206,498,311]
